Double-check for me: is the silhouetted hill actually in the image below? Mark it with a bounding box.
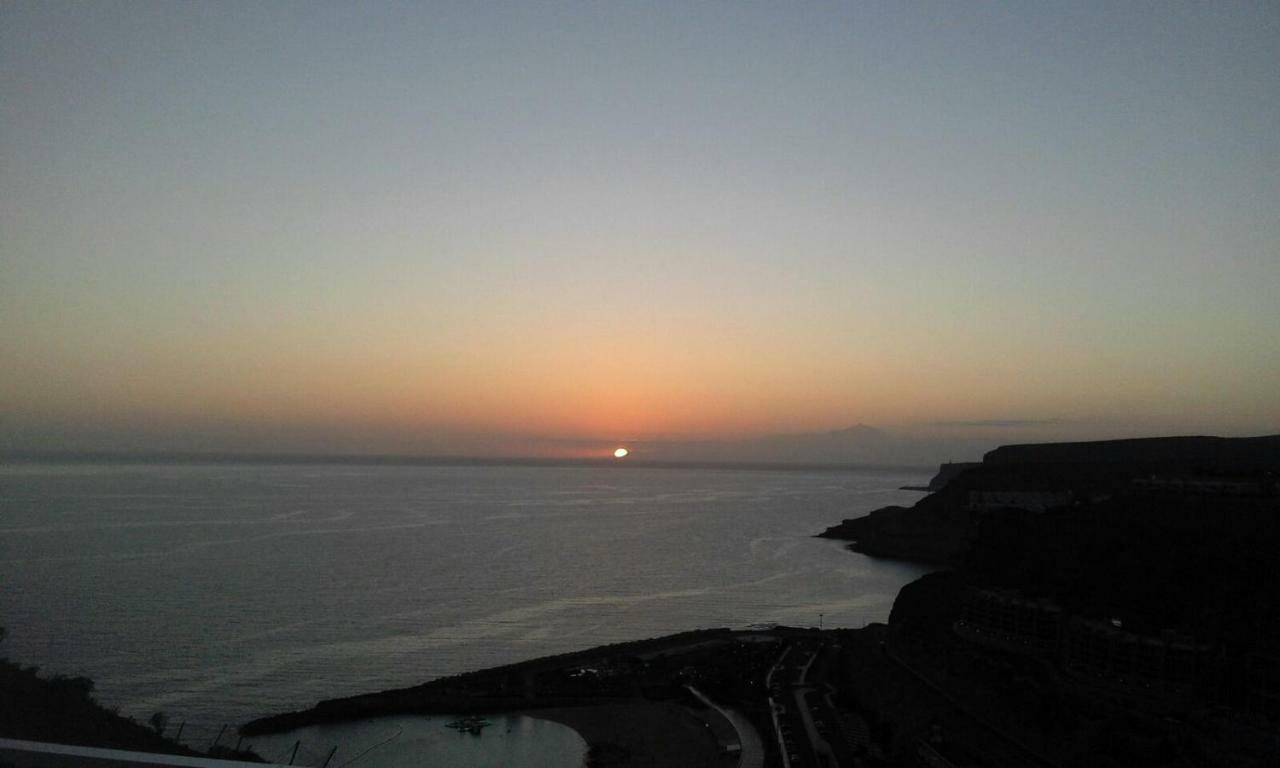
[0,631,261,761]
[822,433,1280,561]
[984,434,1280,472]
[837,432,1280,766]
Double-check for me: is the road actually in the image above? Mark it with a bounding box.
[687,686,764,768]
[765,639,868,768]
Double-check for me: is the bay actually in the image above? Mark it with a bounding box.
[0,462,930,748]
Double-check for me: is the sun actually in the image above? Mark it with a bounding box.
[613,448,629,459]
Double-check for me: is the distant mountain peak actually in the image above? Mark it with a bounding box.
[825,424,889,438]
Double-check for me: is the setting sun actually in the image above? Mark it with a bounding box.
[613,448,629,459]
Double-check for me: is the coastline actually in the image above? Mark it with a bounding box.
[239,628,736,736]
[239,626,824,766]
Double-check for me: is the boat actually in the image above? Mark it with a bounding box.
[444,716,491,735]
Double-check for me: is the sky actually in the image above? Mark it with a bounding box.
[2,2,1278,461]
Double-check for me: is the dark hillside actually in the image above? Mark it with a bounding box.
[0,630,262,761]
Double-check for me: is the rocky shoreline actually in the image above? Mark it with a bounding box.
[815,502,969,565]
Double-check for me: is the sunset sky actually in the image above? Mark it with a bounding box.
[2,2,1277,460]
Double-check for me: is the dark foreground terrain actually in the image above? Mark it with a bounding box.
[0,628,262,761]
[818,435,1280,766]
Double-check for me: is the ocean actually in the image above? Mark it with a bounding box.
[0,461,930,751]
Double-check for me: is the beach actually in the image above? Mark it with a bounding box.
[532,701,733,768]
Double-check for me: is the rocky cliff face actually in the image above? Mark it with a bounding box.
[823,435,1280,569]
[839,432,1280,767]
[925,462,981,491]
[817,482,974,565]
[982,434,1280,471]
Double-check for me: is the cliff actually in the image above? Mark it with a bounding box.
[983,434,1280,471]
[821,434,1279,568]
[817,500,972,565]
[818,463,976,564]
[841,466,1280,767]
[924,461,981,491]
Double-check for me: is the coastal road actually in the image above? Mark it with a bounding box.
[765,645,795,768]
[767,640,864,768]
[767,642,826,768]
[792,645,842,768]
[687,686,764,768]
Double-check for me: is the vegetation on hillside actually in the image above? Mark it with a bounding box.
[0,627,262,761]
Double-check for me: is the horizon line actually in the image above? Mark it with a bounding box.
[0,449,936,474]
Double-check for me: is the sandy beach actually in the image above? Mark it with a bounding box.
[530,701,735,768]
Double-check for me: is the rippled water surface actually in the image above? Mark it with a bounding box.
[0,463,929,746]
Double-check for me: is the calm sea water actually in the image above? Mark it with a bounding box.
[0,462,929,750]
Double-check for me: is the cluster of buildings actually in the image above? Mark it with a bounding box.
[960,471,1276,517]
[954,588,1213,699]
[946,463,1279,718]
[964,489,1073,514]
[1131,474,1278,498]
